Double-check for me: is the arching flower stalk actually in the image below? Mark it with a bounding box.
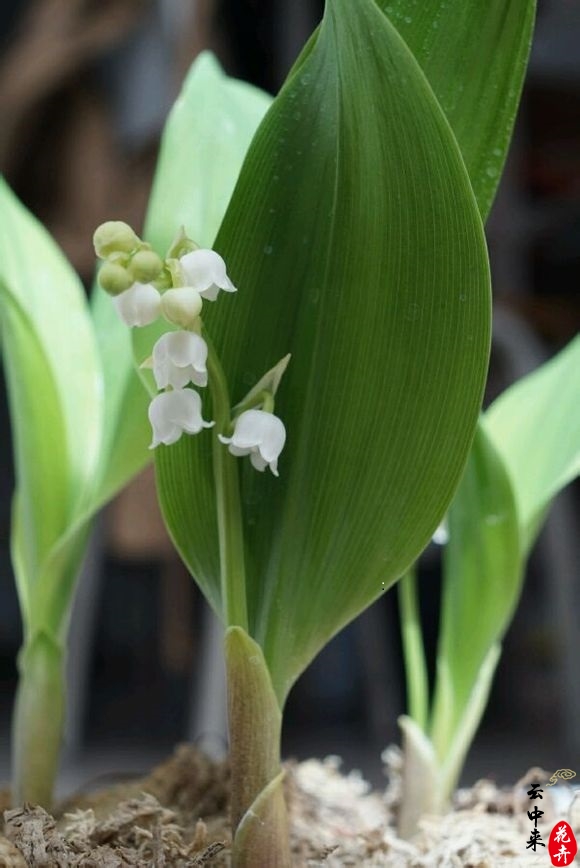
[94,220,293,865]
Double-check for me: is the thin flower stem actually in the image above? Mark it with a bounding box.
[398,568,429,731]
[232,389,274,418]
[205,331,248,629]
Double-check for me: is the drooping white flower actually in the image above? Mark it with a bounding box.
[219,409,286,476]
[432,518,449,546]
[148,388,213,448]
[153,331,208,389]
[180,249,237,301]
[160,287,203,329]
[112,282,161,327]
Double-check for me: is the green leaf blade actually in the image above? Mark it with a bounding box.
[486,335,580,547]
[0,180,103,512]
[0,292,70,596]
[145,51,273,252]
[431,423,521,757]
[0,180,103,608]
[380,0,536,219]
[156,1,491,700]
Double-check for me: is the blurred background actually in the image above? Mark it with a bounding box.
[0,0,579,795]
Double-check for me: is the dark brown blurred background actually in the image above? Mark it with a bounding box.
[0,0,579,795]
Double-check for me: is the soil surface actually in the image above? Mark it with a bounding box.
[0,745,578,866]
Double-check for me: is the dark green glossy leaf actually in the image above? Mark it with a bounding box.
[379,0,536,219]
[155,0,491,701]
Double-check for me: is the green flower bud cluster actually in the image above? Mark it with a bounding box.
[93,221,164,296]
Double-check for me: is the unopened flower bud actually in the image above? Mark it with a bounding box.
[129,249,163,283]
[98,261,133,295]
[161,287,203,329]
[93,221,140,258]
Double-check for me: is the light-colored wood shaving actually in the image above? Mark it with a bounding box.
[2,746,578,866]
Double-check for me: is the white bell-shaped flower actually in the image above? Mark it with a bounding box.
[219,409,286,476]
[180,249,237,301]
[432,518,449,546]
[153,331,208,389]
[112,282,161,327]
[148,388,213,448]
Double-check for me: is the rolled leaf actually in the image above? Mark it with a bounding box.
[421,339,580,807]
[430,424,520,757]
[225,627,289,866]
[0,180,101,620]
[154,0,491,701]
[0,178,152,632]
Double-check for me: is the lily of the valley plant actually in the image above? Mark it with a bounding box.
[0,42,265,813]
[0,184,154,807]
[0,0,542,862]
[92,0,540,864]
[398,335,580,837]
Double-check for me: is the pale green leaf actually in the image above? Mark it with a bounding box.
[0,179,152,635]
[155,0,491,701]
[145,51,273,253]
[380,0,536,219]
[486,335,580,547]
[0,292,69,612]
[0,180,102,602]
[0,181,102,510]
[430,424,520,757]
[419,337,580,800]
[437,644,502,801]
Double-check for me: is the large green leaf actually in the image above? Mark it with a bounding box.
[486,336,580,548]
[294,1,536,221]
[0,180,102,613]
[430,424,521,757]
[154,0,491,701]
[379,0,536,219]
